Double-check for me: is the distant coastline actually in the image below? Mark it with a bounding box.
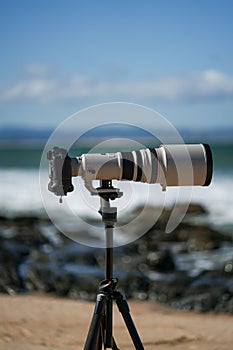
[0,125,233,145]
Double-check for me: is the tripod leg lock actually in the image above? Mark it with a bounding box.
[94,293,106,314]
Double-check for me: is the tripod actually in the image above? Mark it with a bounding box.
[83,180,144,350]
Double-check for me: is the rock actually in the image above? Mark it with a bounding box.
[131,203,230,251]
[0,212,232,315]
[172,293,218,313]
[146,224,231,251]
[148,272,192,303]
[171,268,233,313]
[131,203,208,229]
[185,203,208,215]
[0,240,28,294]
[146,250,175,272]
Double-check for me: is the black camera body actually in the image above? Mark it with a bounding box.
[47,147,74,196]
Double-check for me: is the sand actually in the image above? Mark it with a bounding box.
[0,294,232,350]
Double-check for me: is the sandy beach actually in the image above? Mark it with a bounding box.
[0,294,232,350]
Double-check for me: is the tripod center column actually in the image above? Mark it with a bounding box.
[100,196,117,279]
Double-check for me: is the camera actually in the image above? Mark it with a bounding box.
[47,144,213,197]
[47,147,74,196]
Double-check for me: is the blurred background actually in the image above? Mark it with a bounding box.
[0,0,233,312]
[0,0,232,223]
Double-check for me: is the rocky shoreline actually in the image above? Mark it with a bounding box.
[0,204,233,314]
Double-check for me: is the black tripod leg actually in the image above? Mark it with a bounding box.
[105,297,113,348]
[114,292,144,350]
[101,309,120,350]
[84,293,106,350]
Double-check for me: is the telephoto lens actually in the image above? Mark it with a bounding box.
[71,144,213,187]
[47,144,213,197]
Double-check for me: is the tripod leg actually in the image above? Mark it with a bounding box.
[105,298,113,348]
[84,293,106,350]
[114,292,144,350]
[104,298,120,350]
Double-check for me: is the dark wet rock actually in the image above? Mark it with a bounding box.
[0,240,28,294]
[185,203,208,215]
[0,215,8,223]
[169,268,233,314]
[145,250,175,272]
[23,257,150,301]
[146,224,231,251]
[188,270,233,292]
[0,216,50,246]
[0,211,233,314]
[131,203,230,251]
[47,243,100,266]
[115,244,176,274]
[215,297,233,314]
[125,272,150,299]
[147,272,193,303]
[24,261,104,298]
[171,293,218,313]
[21,241,102,296]
[132,203,208,229]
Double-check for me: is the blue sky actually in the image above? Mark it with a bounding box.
[0,0,233,129]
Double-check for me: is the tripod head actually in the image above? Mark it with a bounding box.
[95,180,122,228]
[85,179,123,201]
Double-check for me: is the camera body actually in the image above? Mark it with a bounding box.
[47,147,74,196]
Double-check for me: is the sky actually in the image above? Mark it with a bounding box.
[0,0,233,130]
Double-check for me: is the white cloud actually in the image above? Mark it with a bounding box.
[2,68,233,103]
[3,78,58,100]
[25,64,49,75]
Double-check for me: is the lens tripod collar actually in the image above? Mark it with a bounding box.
[84,180,123,199]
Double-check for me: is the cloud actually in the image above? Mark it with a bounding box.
[3,78,58,100]
[112,70,233,102]
[1,67,233,103]
[25,64,49,75]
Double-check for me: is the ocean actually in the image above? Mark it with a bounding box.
[0,142,233,236]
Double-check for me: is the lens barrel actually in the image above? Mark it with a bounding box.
[70,143,213,187]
